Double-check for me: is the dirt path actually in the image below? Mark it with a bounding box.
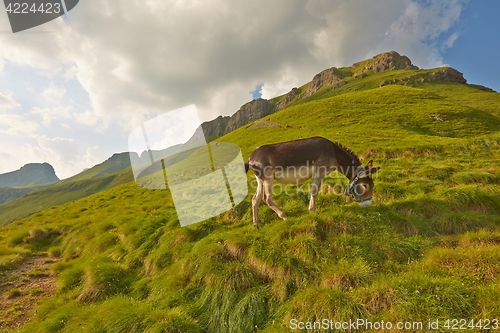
[0,255,58,331]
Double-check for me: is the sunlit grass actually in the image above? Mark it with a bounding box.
[0,76,499,332]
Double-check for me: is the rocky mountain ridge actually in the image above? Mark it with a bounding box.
[194,51,470,142]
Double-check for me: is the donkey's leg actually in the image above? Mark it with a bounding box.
[308,175,324,212]
[252,177,264,228]
[263,179,287,220]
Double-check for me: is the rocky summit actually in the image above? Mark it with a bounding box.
[193,51,469,142]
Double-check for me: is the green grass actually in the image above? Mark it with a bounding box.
[0,169,133,226]
[0,68,499,332]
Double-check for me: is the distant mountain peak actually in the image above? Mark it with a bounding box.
[0,162,59,187]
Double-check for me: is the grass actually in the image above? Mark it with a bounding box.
[0,168,133,226]
[0,66,499,332]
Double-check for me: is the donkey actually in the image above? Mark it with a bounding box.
[244,136,380,228]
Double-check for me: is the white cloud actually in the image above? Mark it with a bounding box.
[0,91,20,110]
[0,0,468,178]
[73,109,100,127]
[31,106,72,125]
[375,0,466,67]
[38,136,79,160]
[84,145,106,166]
[0,114,39,137]
[444,32,460,50]
[37,136,82,178]
[1,0,467,122]
[0,150,17,167]
[40,82,67,103]
[260,68,300,100]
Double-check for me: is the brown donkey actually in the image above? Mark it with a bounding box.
[245,136,380,228]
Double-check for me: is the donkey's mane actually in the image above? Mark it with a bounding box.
[334,142,361,165]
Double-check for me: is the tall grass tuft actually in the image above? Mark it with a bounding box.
[274,287,367,332]
[57,266,85,292]
[321,258,373,290]
[194,286,269,333]
[353,278,397,314]
[391,273,474,321]
[474,282,500,317]
[77,256,134,303]
[143,307,201,333]
[420,245,500,283]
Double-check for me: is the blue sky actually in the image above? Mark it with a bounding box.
[441,0,500,92]
[0,0,498,178]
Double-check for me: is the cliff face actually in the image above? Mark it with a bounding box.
[276,87,299,110]
[224,98,273,133]
[302,67,346,98]
[201,115,231,141]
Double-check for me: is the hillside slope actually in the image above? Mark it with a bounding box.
[0,153,133,224]
[0,169,133,226]
[196,51,470,141]
[1,54,500,332]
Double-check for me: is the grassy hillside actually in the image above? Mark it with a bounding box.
[60,153,131,183]
[0,169,133,227]
[1,73,500,332]
[0,153,133,225]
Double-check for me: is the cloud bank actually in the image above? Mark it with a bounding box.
[0,0,467,177]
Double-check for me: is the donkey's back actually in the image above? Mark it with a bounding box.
[246,136,338,175]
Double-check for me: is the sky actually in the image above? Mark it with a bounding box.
[0,0,498,179]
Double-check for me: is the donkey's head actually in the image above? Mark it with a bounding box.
[346,159,380,207]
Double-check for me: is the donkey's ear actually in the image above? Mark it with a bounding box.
[365,159,373,168]
[366,165,380,177]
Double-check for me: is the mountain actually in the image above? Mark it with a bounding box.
[0,163,59,187]
[0,51,490,224]
[0,50,499,332]
[194,51,470,141]
[61,152,131,183]
[0,153,134,223]
[0,163,60,205]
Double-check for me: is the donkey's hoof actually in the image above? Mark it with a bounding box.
[253,222,262,229]
[279,213,287,220]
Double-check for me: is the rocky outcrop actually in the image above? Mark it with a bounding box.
[201,115,230,141]
[185,115,230,146]
[302,51,418,98]
[426,67,466,83]
[353,50,419,75]
[187,99,274,143]
[189,51,474,144]
[303,67,345,98]
[224,98,273,133]
[276,87,299,110]
[379,67,466,87]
